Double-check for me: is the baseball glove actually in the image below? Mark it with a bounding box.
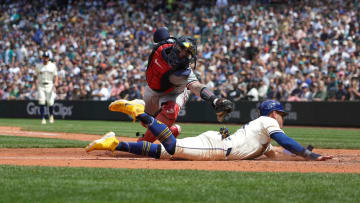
[214,98,233,122]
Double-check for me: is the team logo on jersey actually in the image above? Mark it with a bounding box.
[166,108,174,114]
[154,59,162,68]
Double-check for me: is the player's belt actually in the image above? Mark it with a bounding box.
[42,82,49,85]
[226,148,232,156]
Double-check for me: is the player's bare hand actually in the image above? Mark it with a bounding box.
[315,155,333,161]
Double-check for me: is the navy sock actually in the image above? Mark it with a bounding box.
[136,113,176,155]
[137,113,154,125]
[49,106,53,116]
[116,141,161,158]
[40,105,45,119]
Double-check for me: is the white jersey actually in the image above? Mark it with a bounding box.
[161,116,283,161]
[36,62,57,85]
[225,116,282,160]
[36,61,57,106]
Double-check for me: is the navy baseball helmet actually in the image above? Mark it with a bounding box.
[258,100,288,116]
[153,27,170,43]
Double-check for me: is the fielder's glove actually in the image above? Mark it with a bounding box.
[213,98,233,122]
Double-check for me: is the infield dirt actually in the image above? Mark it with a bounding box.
[1,126,360,173]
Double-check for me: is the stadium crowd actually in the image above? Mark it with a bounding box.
[0,0,359,102]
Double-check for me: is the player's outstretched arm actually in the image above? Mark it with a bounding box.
[187,81,233,122]
[262,147,302,161]
[187,81,208,97]
[263,147,333,161]
[270,132,333,161]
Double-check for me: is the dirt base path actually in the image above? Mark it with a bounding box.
[1,126,360,173]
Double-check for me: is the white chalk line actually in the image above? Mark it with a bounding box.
[2,130,61,137]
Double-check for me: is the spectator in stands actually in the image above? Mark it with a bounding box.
[326,73,338,101]
[287,89,302,102]
[335,82,348,101]
[71,86,82,100]
[119,81,131,100]
[312,82,327,102]
[109,81,125,101]
[257,79,269,101]
[246,81,259,101]
[128,85,142,101]
[0,0,359,103]
[227,83,244,102]
[0,85,4,99]
[349,78,360,101]
[299,83,312,101]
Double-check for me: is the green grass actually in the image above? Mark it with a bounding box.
[0,118,359,149]
[0,118,237,138]
[0,165,359,203]
[0,118,133,136]
[281,127,360,149]
[0,135,88,148]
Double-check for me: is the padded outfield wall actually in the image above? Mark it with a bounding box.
[0,100,359,127]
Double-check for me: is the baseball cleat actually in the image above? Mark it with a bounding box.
[41,119,46,125]
[108,99,145,121]
[49,115,54,124]
[85,132,119,152]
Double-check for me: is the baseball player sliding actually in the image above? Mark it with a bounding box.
[35,51,58,124]
[85,99,333,161]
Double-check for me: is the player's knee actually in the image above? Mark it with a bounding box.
[169,124,181,138]
[161,101,180,120]
[157,101,180,126]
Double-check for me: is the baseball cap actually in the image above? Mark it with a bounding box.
[42,51,50,58]
[301,83,309,88]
